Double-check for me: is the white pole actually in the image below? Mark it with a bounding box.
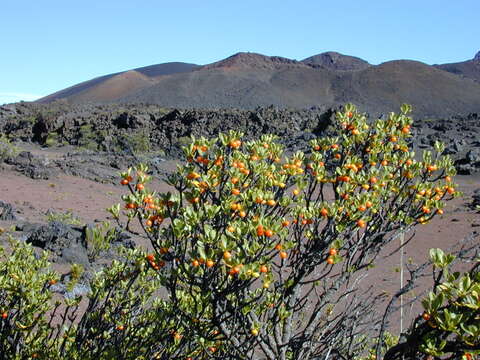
[400,230,404,335]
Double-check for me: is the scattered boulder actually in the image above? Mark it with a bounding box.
[22,221,90,266]
[6,151,58,179]
[17,220,135,266]
[455,149,480,174]
[0,200,17,220]
[472,188,480,209]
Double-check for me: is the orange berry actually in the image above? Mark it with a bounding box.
[256,225,265,237]
[347,111,353,118]
[267,199,276,206]
[401,127,410,134]
[264,229,273,237]
[329,248,337,256]
[116,325,125,331]
[191,259,200,267]
[223,251,232,261]
[260,265,268,273]
[227,226,235,233]
[365,201,373,208]
[437,209,444,215]
[326,256,334,265]
[239,210,247,218]
[358,205,367,212]
[229,265,241,275]
[274,244,283,251]
[422,312,431,321]
[282,220,290,227]
[292,188,300,196]
[146,253,155,262]
[334,153,341,160]
[356,219,366,228]
[1,312,7,319]
[447,187,455,194]
[206,259,215,268]
[188,197,200,204]
[320,208,328,217]
[279,251,288,259]
[369,177,378,184]
[231,188,240,196]
[120,179,129,185]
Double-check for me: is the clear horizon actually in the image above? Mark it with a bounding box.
[1,0,479,105]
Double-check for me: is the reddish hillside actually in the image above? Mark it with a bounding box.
[38,51,480,117]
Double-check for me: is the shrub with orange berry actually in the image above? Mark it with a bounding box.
[110,104,459,360]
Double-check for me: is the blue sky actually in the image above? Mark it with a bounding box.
[1,0,479,105]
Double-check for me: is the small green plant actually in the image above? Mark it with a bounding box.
[85,221,116,260]
[123,130,151,154]
[0,134,19,161]
[78,124,100,151]
[0,239,188,359]
[45,210,83,226]
[384,247,480,360]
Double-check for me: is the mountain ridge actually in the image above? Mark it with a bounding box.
[37,50,480,118]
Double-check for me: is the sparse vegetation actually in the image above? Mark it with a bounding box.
[45,210,83,226]
[0,135,19,162]
[122,130,151,154]
[85,221,116,260]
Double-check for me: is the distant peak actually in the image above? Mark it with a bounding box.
[203,52,300,70]
[474,51,480,61]
[302,52,370,71]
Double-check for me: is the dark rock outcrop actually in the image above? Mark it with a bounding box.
[455,149,480,174]
[472,188,480,210]
[6,151,58,179]
[0,201,17,220]
[18,221,134,266]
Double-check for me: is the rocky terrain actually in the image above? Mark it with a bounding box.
[0,100,479,312]
[36,51,480,118]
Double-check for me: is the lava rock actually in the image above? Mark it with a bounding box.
[6,151,58,179]
[22,221,89,265]
[472,188,480,209]
[466,149,480,164]
[0,200,17,220]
